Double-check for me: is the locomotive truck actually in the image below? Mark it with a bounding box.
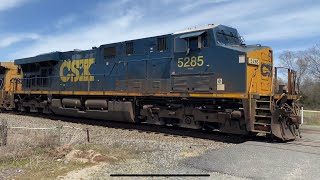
[0,24,301,140]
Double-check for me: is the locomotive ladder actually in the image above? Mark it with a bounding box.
[252,96,273,134]
[251,64,276,134]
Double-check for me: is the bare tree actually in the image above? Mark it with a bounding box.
[279,50,309,93]
[300,76,320,109]
[280,44,320,109]
[306,44,320,79]
[279,51,295,70]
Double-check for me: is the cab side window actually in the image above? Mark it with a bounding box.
[188,37,198,51]
[202,33,209,48]
[157,37,167,52]
[174,31,209,53]
[104,47,116,58]
[174,38,187,53]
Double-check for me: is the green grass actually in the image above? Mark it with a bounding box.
[303,110,320,126]
[304,121,320,126]
[304,111,320,119]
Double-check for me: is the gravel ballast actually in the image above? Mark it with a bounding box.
[0,113,240,179]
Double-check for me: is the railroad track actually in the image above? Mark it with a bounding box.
[1,111,318,146]
[1,111,253,144]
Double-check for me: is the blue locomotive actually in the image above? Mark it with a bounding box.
[2,24,301,140]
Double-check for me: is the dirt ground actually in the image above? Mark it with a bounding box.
[0,113,233,179]
[0,113,319,180]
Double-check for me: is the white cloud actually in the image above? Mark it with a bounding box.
[242,6,320,42]
[6,0,320,60]
[9,5,147,58]
[0,0,28,11]
[55,14,77,29]
[0,33,40,48]
[179,0,230,12]
[113,8,144,28]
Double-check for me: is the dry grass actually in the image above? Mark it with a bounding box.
[0,142,141,179]
[73,142,142,163]
[7,128,60,147]
[0,126,140,179]
[0,143,91,179]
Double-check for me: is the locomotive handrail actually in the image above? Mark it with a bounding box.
[12,56,175,92]
[274,66,290,70]
[170,72,214,76]
[248,68,258,120]
[13,74,122,92]
[118,56,172,63]
[274,66,297,95]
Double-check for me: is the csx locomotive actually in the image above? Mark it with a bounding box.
[0,24,301,140]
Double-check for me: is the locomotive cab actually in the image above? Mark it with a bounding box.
[171,25,247,94]
[172,25,301,140]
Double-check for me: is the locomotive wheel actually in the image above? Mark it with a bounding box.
[271,109,298,141]
[203,124,215,133]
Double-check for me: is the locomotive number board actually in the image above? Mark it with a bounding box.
[248,58,259,65]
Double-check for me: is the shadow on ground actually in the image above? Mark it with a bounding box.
[4,112,277,144]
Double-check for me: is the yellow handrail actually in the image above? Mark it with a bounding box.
[248,68,258,120]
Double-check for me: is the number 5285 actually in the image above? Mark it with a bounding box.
[177,56,204,68]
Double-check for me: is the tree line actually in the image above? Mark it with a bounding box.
[279,44,320,110]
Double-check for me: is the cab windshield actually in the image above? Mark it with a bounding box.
[216,29,242,46]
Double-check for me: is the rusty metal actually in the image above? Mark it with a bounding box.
[291,70,296,94]
[274,67,278,93]
[271,108,298,141]
[287,69,291,94]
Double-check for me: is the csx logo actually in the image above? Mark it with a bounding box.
[261,63,272,77]
[59,58,95,82]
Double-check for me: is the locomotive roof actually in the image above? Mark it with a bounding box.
[14,24,236,65]
[173,24,219,35]
[15,51,61,65]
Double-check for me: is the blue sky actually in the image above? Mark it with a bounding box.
[0,0,320,64]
